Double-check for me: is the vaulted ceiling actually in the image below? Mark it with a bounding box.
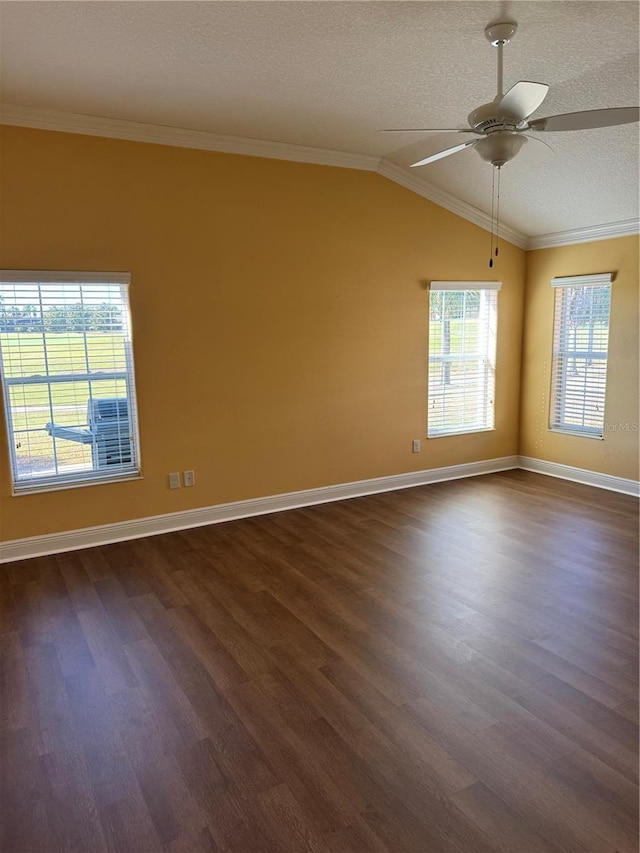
[1,1,638,247]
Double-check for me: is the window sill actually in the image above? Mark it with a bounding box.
[12,472,143,496]
[428,427,495,439]
[548,427,603,441]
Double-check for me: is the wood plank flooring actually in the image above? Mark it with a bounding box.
[1,470,638,852]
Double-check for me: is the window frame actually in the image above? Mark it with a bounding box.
[0,270,142,495]
[549,273,612,440]
[427,280,501,439]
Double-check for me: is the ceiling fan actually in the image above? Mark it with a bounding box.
[383,21,640,169]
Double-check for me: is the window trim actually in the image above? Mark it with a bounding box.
[0,270,142,495]
[550,273,612,290]
[548,272,613,440]
[427,280,501,439]
[430,281,502,292]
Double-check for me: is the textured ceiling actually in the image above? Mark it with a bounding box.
[1,1,638,240]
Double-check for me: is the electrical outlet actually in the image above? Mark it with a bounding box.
[412,439,421,453]
[183,470,195,487]
[169,472,181,489]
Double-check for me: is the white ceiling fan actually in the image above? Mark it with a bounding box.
[384,21,640,169]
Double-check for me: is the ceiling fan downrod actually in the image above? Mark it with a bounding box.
[468,22,540,167]
[485,21,518,98]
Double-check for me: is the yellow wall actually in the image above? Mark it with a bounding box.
[0,126,525,541]
[520,236,639,480]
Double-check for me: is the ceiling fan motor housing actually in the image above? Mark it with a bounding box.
[467,100,518,133]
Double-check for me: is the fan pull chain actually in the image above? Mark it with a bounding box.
[495,165,501,260]
[489,165,502,268]
[489,166,496,268]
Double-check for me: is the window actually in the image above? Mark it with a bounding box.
[549,273,612,438]
[428,281,500,437]
[0,271,141,493]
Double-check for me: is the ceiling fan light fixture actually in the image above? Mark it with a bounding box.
[474,131,527,166]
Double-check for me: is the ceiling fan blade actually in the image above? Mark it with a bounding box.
[518,134,555,164]
[410,140,476,168]
[380,128,475,133]
[528,106,640,131]
[497,81,550,121]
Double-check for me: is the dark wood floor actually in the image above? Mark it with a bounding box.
[1,470,638,853]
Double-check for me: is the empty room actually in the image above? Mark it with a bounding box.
[0,2,638,852]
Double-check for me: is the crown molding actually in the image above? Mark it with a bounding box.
[0,103,379,172]
[3,103,525,246]
[528,218,640,250]
[380,155,639,250]
[376,158,529,249]
[2,104,637,251]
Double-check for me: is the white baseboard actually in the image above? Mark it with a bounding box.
[0,456,518,564]
[518,456,640,497]
[2,455,637,564]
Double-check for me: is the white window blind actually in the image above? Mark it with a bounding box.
[549,273,612,438]
[0,271,141,493]
[428,281,500,437]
